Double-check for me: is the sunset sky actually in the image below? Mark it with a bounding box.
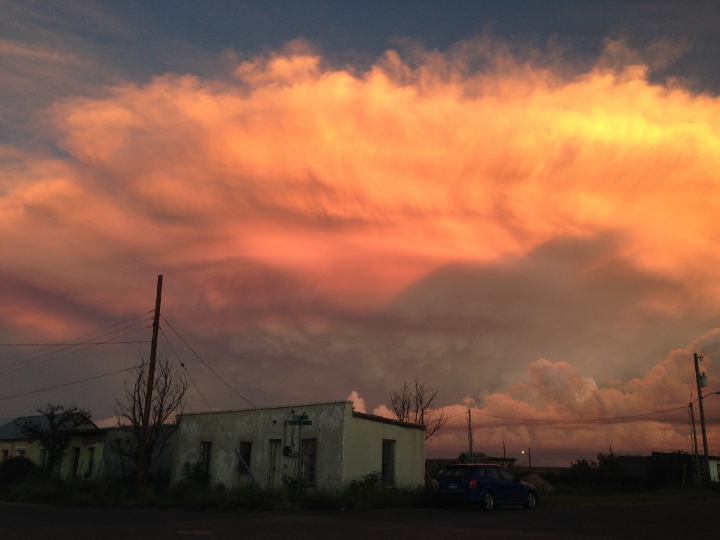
[2,1,720,465]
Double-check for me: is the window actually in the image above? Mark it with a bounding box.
[2,450,7,462]
[200,441,212,473]
[381,440,395,486]
[238,442,252,474]
[16,448,25,458]
[498,467,515,481]
[87,447,95,477]
[486,466,501,479]
[301,438,317,486]
[441,466,471,478]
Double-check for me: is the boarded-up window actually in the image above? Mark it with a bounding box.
[381,440,395,486]
[238,442,252,473]
[302,438,317,486]
[200,441,212,473]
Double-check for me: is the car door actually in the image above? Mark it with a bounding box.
[485,466,510,503]
[498,467,524,503]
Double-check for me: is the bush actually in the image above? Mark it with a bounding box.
[349,471,381,493]
[0,457,38,485]
[182,461,211,488]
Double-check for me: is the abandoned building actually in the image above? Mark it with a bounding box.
[170,400,426,489]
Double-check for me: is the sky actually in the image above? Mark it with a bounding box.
[1,1,720,465]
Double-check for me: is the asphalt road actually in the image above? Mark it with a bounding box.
[1,500,718,540]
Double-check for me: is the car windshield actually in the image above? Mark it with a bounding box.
[441,466,471,478]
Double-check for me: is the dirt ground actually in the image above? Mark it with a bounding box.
[2,499,718,540]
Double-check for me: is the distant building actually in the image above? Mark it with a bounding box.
[102,425,175,480]
[171,400,426,489]
[425,452,518,480]
[0,415,104,479]
[458,451,518,471]
[618,452,720,483]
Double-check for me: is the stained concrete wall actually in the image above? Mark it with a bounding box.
[171,401,347,489]
[171,401,426,490]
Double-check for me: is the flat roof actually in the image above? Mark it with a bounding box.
[351,411,426,431]
[182,399,351,417]
[181,401,426,431]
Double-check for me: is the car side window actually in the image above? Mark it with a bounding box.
[486,466,501,479]
[499,468,515,481]
[475,466,487,478]
[443,467,471,477]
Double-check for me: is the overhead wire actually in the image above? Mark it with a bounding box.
[0,324,152,376]
[0,316,153,370]
[0,310,153,363]
[0,366,137,402]
[441,404,688,426]
[160,314,257,408]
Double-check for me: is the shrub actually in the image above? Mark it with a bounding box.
[182,461,211,488]
[349,471,381,493]
[0,457,38,485]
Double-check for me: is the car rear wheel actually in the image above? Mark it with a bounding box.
[524,492,537,510]
[482,491,495,511]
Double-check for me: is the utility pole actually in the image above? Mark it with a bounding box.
[136,275,163,490]
[689,400,701,485]
[467,410,473,463]
[528,447,532,475]
[503,440,506,459]
[693,352,711,484]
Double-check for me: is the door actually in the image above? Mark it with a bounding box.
[267,439,282,488]
[498,467,525,503]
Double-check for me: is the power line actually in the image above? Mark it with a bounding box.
[0,317,153,370]
[0,311,153,364]
[0,325,152,376]
[440,405,688,426]
[160,315,257,408]
[0,366,136,402]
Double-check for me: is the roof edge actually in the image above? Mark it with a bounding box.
[351,411,426,431]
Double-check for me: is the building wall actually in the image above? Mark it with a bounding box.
[0,433,104,479]
[171,401,426,490]
[171,402,347,488]
[342,412,425,488]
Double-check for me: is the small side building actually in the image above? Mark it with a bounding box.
[171,400,425,489]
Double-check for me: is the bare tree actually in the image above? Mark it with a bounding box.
[18,404,93,478]
[112,353,187,479]
[390,378,449,441]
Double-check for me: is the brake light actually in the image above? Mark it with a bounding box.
[469,478,477,489]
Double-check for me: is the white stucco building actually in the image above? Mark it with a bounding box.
[171,400,426,489]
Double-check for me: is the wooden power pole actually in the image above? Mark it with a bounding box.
[467,410,473,463]
[136,274,163,490]
[689,400,701,485]
[693,352,711,484]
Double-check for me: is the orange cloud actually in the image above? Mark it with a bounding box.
[3,40,708,310]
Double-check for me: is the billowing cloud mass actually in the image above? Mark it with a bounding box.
[1,39,720,461]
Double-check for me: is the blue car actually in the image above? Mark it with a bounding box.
[436,464,538,510]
